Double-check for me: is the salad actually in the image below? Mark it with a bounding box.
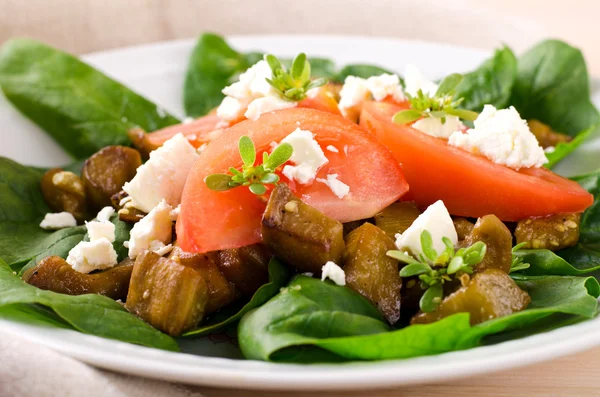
[0,33,599,362]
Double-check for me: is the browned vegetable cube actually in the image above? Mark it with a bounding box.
[528,119,572,148]
[374,202,421,239]
[411,269,530,325]
[22,256,133,300]
[261,184,345,273]
[218,244,271,296]
[515,213,580,251]
[40,168,88,221]
[453,217,475,241]
[82,146,142,210]
[463,215,513,274]
[344,223,402,324]
[125,251,208,336]
[128,127,158,159]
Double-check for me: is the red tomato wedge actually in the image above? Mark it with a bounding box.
[360,101,593,221]
[177,107,409,253]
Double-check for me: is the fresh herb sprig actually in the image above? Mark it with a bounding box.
[387,230,487,313]
[393,73,479,125]
[205,136,292,195]
[265,53,328,102]
[509,242,531,273]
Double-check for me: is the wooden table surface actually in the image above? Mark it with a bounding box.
[2,0,600,395]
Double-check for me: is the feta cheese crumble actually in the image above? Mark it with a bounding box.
[245,95,296,121]
[123,133,199,213]
[395,200,458,260]
[326,145,339,153]
[448,105,548,170]
[127,200,173,259]
[317,174,350,199]
[321,261,346,286]
[366,73,406,102]
[280,128,329,184]
[39,212,77,230]
[148,240,174,256]
[66,217,118,274]
[96,206,115,222]
[403,64,438,97]
[85,221,115,242]
[412,115,463,139]
[338,74,404,118]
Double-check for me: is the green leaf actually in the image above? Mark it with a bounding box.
[510,40,599,136]
[291,53,307,80]
[260,173,279,184]
[544,125,596,169]
[264,142,293,170]
[446,255,465,275]
[266,54,283,74]
[249,183,267,195]
[455,46,517,111]
[0,258,178,351]
[419,230,437,262]
[182,258,290,337]
[392,109,423,125]
[238,136,256,167]
[436,73,463,96]
[399,262,431,277]
[444,107,479,122]
[335,64,396,82]
[514,249,600,276]
[419,283,443,312]
[387,250,419,264]
[205,174,234,191]
[0,39,179,159]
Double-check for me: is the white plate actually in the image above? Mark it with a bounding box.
[1,35,599,391]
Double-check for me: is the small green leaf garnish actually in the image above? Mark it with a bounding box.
[205,136,293,195]
[265,53,328,102]
[510,242,531,273]
[387,230,487,312]
[393,72,478,126]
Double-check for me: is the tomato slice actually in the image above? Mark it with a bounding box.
[360,101,593,221]
[177,107,409,253]
[298,85,342,116]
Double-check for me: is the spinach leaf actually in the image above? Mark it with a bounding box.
[0,258,178,351]
[510,39,599,136]
[0,39,180,159]
[238,275,598,362]
[456,46,517,111]
[514,249,600,276]
[336,64,395,82]
[182,257,290,337]
[545,126,595,169]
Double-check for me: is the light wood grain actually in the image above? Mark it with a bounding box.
[2,0,600,395]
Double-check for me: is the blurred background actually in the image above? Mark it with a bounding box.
[1,0,598,74]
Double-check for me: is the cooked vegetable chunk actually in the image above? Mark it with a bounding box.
[344,223,402,323]
[110,191,146,224]
[463,215,512,273]
[411,269,530,325]
[374,202,421,239]
[218,244,271,296]
[515,213,581,251]
[453,218,475,241]
[40,168,87,221]
[82,146,142,210]
[125,251,208,336]
[262,184,345,273]
[528,119,572,148]
[22,256,133,299]
[169,246,238,313]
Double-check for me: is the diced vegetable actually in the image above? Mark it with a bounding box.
[218,244,271,296]
[515,213,581,251]
[453,218,475,241]
[40,168,88,221]
[344,223,402,323]
[125,251,208,336]
[82,146,142,211]
[411,269,530,325]
[262,184,345,273]
[22,256,133,300]
[463,215,512,273]
[528,120,572,148]
[374,202,421,239]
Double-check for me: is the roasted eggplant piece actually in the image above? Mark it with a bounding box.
[344,223,402,324]
[40,168,87,221]
[218,244,271,296]
[374,202,421,239]
[411,268,530,325]
[453,218,475,241]
[125,251,208,336]
[515,213,580,251]
[262,184,345,273]
[169,246,238,313]
[82,146,142,210]
[22,256,133,300]
[463,215,512,274]
[528,119,572,148]
[110,191,146,224]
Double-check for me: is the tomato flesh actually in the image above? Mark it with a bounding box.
[360,101,593,220]
[177,107,409,253]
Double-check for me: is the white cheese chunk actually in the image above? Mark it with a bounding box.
[366,73,405,102]
[321,261,346,286]
[245,95,297,121]
[316,174,350,199]
[39,212,77,230]
[326,145,339,153]
[396,200,458,260]
[216,96,247,123]
[412,115,463,139]
[280,128,329,184]
[448,105,548,170]
[66,238,118,274]
[338,76,370,117]
[403,64,438,97]
[96,206,115,222]
[127,200,173,259]
[86,221,115,242]
[148,240,174,256]
[123,133,199,213]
